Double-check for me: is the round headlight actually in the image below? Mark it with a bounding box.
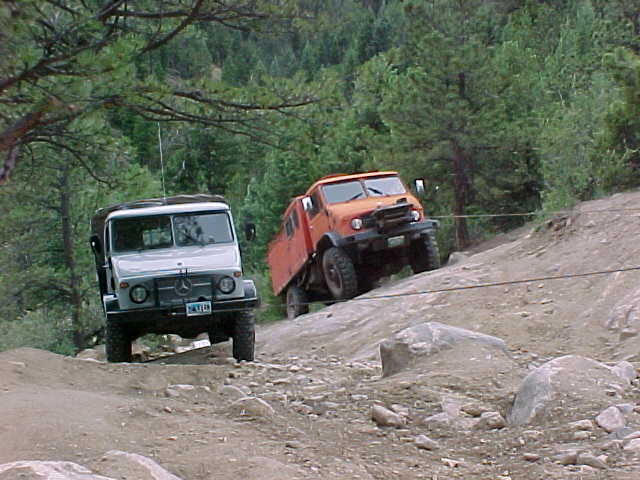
[218,276,235,294]
[130,285,148,304]
[411,210,421,222]
[351,218,363,230]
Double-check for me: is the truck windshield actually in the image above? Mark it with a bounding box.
[322,181,366,203]
[321,176,406,204]
[174,212,233,246]
[364,176,406,196]
[112,216,173,252]
[111,211,233,252]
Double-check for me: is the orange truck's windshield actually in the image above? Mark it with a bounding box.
[321,176,406,204]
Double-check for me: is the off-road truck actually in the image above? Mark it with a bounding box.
[267,171,440,319]
[90,194,259,362]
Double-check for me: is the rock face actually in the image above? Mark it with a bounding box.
[508,355,631,426]
[606,286,640,339]
[379,322,510,377]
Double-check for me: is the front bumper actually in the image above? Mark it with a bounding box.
[336,219,438,252]
[104,286,260,323]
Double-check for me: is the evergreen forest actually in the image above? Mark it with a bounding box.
[1,0,640,354]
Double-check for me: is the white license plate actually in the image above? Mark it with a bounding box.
[186,301,212,316]
[387,235,405,248]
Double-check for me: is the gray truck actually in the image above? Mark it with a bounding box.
[90,194,259,362]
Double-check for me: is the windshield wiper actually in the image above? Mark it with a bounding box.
[346,192,364,202]
[367,186,385,195]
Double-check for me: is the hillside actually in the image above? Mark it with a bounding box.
[3,190,640,479]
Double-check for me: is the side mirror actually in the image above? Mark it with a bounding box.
[90,235,102,255]
[244,222,256,242]
[301,197,313,212]
[414,179,426,196]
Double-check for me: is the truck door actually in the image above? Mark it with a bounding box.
[305,189,330,249]
[283,204,310,282]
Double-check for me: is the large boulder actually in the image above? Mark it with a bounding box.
[508,355,633,426]
[379,322,511,377]
[0,461,113,479]
[0,452,183,480]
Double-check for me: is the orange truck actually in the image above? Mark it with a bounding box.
[267,171,440,318]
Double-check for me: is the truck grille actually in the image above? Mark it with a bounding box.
[367,201,413,233]
[155,274,213,306]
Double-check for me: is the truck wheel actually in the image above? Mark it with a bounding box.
[232,310,255,362]
[322,247,358,300]
[286,285,309,319]
[409,232,441,274]
[105,319,132,363]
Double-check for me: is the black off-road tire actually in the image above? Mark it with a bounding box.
[105,319,132,363]
[286,285,309,319]
[409,232,441,274]
[322,247,358,300]
[232,310,255,362]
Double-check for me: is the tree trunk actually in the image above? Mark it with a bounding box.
[451,140,471,250]
[60,169,84,351]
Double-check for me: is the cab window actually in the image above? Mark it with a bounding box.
[308,191,323,218]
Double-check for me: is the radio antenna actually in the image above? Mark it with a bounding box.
[157,122,167,201]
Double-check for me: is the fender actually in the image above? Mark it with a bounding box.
[243,279,260,306]
[316,231,344,254]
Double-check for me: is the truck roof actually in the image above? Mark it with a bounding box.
[107,202,229,220]
[305,171,399,195]
[90,193,227,248]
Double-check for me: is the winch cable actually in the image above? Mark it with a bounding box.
[276,265,640,310]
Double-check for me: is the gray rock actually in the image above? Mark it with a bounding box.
[379,322,510,377]
[423,412,452,428]
[447,251,469,266]
[573,431,590,440]
[508,355,630,426]
[569,419,594,431]
[623,430,640,441]
[552,450,578,465]
[230,397,275,417]
[576,453,608,469]
[415,434,440,450]
[97,451,182,480]
[461,403,491,417]
[596,406,626,433]
[0,461,114,479]
[606,287,640,336]
[616,403,635,415]
[371,405,405,428]
[219,385,248,400]
[624,438,640,452]
[611,361,637,384]
[607,426,635,439]
[474,411,506,430]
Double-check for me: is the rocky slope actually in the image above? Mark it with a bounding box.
[3,190,640,479]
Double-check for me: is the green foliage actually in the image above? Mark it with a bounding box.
[600,48,640,189]
[5,0,640,338]
[0,308,76,356]
[538,73,615,210]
